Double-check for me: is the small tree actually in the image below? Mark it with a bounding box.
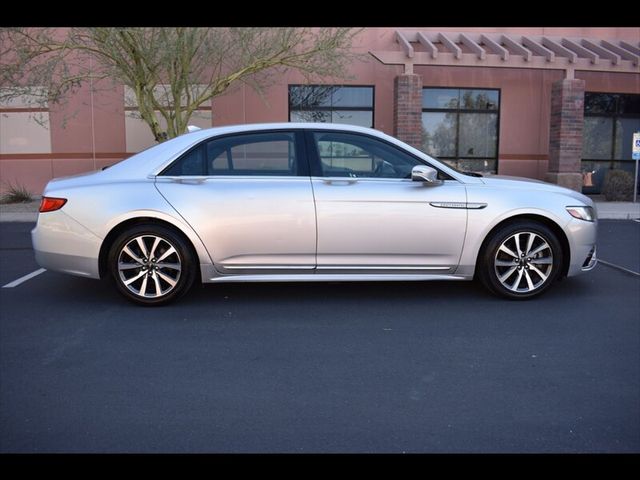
[0,27,361,142]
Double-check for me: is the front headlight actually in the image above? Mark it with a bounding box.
[566,206,596,222]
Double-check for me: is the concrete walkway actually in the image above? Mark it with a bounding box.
[593,201,640,220]
[1,197,638,222]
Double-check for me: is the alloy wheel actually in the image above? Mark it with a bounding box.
[117,234,182,299]
[493,231,554,293]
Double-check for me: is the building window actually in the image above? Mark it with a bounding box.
[288,85,374,128]
[421,87,500,173]
[0,87,51,154]
[582,92,640,194]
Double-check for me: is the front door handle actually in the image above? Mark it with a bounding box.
[322,178,358,185]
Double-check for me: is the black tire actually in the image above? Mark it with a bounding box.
[477,220,563,300]
[108,224,196,306]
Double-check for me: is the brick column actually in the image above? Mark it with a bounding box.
[545,78,585,192]
[393,74,423,149]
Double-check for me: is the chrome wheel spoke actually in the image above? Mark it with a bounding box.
[157,246,176,263]
[156,262,181,271]
[499,244,518,259]
[118,262,141,270]
[510,269,524,291]
[525,233,536,256]
[124,270,146,286]
[529,241,550,257]
[149,237,161,260]
[530,265,548,281]
[498,266,518,282]
[530,256,553,265]
[495,259,517,267]
[524,269,535,291]
[139,275,149,296]
[122,246,144,265]
[152,272,163,296]
[136,237,149,259]
[156,270,177,287]
[514,233,523,257]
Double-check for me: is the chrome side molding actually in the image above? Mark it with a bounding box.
[430,202,488,209]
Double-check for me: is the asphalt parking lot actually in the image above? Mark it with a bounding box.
[0,220,638,453]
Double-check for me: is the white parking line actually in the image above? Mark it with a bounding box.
[598,260,640,277]
[2,268,47,288]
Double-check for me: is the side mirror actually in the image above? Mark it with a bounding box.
[411,165,442,185]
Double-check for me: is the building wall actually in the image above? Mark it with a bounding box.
[1,27,638,195]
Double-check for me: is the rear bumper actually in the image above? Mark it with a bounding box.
[31,210,102,279]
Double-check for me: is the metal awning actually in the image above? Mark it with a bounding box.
[371,31,640,77]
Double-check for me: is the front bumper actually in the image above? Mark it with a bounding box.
[31,209,102,279]
[581,245,598,271]
[565,217,598,277]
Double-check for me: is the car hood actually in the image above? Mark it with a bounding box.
[480,175,593,205]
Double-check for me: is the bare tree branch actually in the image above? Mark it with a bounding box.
[1,27,363,142]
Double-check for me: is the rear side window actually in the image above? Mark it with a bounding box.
[161,131,299,176]
[162,146,205,176]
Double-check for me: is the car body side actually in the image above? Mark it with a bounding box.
[32,123,597,284]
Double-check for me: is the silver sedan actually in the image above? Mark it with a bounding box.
[32,123,597,305]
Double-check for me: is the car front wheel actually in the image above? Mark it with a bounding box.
[478,221,563,299]
[108,224,196,306]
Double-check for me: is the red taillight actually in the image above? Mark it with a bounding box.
[39,197,67,213]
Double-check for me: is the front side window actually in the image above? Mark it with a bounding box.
[312,131,421,179]
[421,87,499,174]
[289,85,374,128]
[582,92,640,194]
[162,132,299,176]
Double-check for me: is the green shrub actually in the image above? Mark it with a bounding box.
[0,181,33,204]
[602,169,634,202]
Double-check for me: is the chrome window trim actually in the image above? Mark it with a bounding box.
[146,125,479,184]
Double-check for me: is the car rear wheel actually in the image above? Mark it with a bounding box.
[108,224,196,306]
[478,220,563,299]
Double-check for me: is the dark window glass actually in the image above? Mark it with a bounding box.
[618,95,640,115]
[458,113,498,157]
[161,132,298,177]
[313,132,421,179]
[422,89,458,109]
[460,89,499,110]
[290,110,331,123]
[332,87,373,107]
[422,87,500,173]
[584,93,617,114]
[614,117,640,160]
[421,112,456,157]
[206,132,297,176]
[162,145,205,176]
[289,85,334,108]
[331,110,373,128]
[582,92,640,195]
[583,117,613,159]
[289,85,374,128]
